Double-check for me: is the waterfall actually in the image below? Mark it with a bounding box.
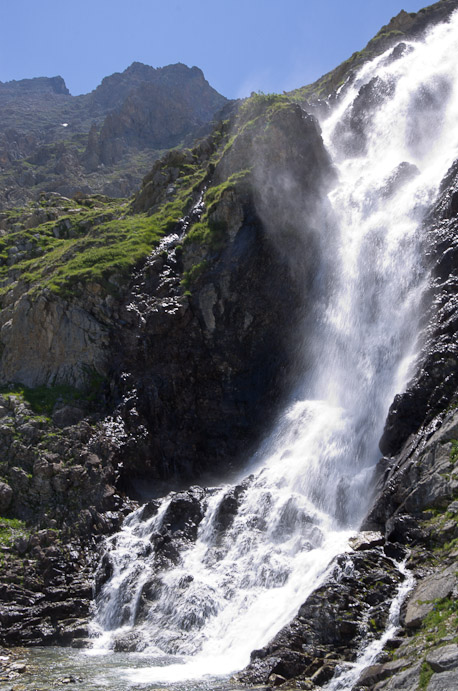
[89,10,458,686]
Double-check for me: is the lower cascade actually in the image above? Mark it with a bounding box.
[89,10,458,686]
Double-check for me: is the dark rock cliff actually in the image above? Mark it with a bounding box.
[101,101,335,491]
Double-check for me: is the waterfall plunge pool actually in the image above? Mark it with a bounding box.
[0,647,246,691]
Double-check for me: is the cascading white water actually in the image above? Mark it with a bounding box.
[324,560,416,691]
[90,11,458,686]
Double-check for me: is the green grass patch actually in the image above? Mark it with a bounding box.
[204,169,251,209]
[0,517,29,547]
[237,92,289,123]
[422,597,458,641]
[450,439,458,464]
[184,170,251,252]
[181,260,209,290]
[0,374,106,415]
[0,161,206,300]
[419,661,434,690]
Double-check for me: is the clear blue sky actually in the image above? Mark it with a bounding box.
[1,0,429,98]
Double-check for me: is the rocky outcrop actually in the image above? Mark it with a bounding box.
[93,64,228,165]
[0,98,335,647]
[0,389,139,646]
[0,76,69,96]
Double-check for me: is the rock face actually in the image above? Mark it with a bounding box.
[238,547,404,688]
[0,292,110,388]
[93,63,227,165]
[380,158,458,456]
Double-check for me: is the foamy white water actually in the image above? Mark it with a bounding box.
[90,10,458,686]
[324,561,416,691]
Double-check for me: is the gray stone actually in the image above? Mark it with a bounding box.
[0,292,109,388]
[431,410,458,445]
[447,500,458,515]
[426,644,458,672]
[52,405,85,428]
[358,659,408,686]
[404,566,457,628]
[402,472,451,512]
[0,481,13,512]
[349,531,384,551]
[373,663,421,690]
[427,668,458,690]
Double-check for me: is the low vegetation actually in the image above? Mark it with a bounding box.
[0,163,206,301]
[0,517,29,548]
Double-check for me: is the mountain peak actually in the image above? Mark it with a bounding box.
[0,75,69,96]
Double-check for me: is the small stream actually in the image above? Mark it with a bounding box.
[0,647,241,691]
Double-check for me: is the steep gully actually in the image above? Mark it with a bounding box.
[83,9,458,690]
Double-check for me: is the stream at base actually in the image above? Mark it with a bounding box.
[0,647,235,691]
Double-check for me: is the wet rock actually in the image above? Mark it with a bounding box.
[380,157,458,456]
[311,663,336,685]
[367,410,458,532]
[268,672,287,686]
[333,77,395,157]
[239,548,402,686]
[161,487,206,540]
[349,531,384,551]
[381,162,419,198]
[113,630,147,652]
[139,499,160,522]
[449,190,458,215]
[212,482,249,534]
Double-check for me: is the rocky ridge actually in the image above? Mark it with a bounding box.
[0,62,228,209]
[290,0,458,105]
